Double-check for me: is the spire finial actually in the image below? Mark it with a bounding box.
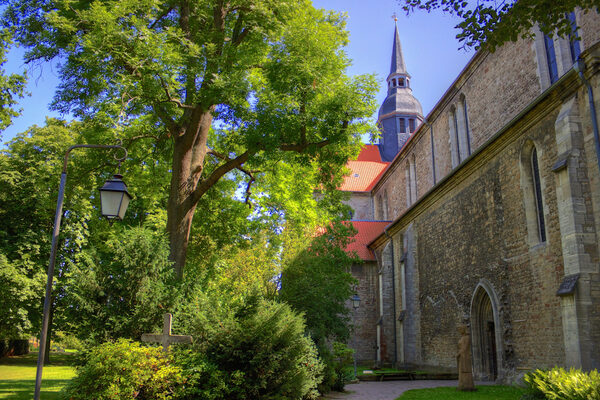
[392,12,398,23]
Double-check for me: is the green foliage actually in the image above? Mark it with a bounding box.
[1,0,379,276]
[279,221,358,344]
[318,342,355,393]
[52,331,84,352]
[522,367,600,400]
[400,0,599,51]
[0,29,26,133]
[61,339,184,400]
[180,298,324,400]
[62,227,177,344]
[0,254,39,338]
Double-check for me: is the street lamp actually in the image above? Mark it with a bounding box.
[99,174,132,220]
[34,143,131,400]
[352,294,361,310]
[351,293,361,379]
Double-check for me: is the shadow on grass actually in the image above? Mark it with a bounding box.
[0,352,76,367]
[0,379,70,400]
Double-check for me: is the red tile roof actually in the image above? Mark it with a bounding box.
[356,144,384,162]
[340,145,389,192]
[346,221,390,261]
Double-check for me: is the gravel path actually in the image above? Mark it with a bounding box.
[323,380,486,400]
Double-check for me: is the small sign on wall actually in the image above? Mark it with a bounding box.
[556,273,579,296]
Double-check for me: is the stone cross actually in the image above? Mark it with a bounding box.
[141,313,193,351]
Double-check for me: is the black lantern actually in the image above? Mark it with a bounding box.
[99,174,132,220]
[351,294,361,310]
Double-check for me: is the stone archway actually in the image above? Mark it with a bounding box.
[470,281,502,381]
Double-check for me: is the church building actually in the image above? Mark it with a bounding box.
[342,11,600,381]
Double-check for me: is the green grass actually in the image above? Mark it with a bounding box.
[348,365,418,376]
[396,385,526,400]
[0,352,76,400]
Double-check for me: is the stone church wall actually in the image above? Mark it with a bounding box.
[371,10,600,224]
[371,58,600,376]
[351,261,380,363]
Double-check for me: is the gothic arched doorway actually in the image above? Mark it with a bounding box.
[471,283,501,381]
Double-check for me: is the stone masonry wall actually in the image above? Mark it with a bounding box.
[399,104,568,377]
[351,261,379,363]
[345,193,373,221]
[372,11,600,224]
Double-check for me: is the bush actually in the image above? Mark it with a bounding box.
[317,342,354,393]
[522,367,600,400]
[174,296,323,400]
[203,299,324,400]
[52,331,84,352]
[61,339,184,400]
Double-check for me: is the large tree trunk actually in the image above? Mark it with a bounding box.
[167,109,213,279]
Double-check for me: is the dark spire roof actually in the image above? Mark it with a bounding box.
[389,23,407,76]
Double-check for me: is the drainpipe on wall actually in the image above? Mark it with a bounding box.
[385,228,398,367]
[373,250,383,366]
[575,59,600,174]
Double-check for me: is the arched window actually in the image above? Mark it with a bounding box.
[409,118,416,133]
[398,78,405,87]
[449,106,461,167]
[521,141,547,245]
[449,96,472,167]
[460,95,471,156]
[531,148,546,242]
[567,12,581,63]
[410,154,417,203]
[544,34,559,84]
[392,78,396,87]
[383,190,389,220]
[405,163,412,207]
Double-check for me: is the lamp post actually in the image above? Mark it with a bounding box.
[33,143,131,400]
[351,293,361,379]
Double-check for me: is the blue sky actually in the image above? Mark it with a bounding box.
[1,0,473,146]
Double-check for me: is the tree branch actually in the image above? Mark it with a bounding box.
[192,150,252,203]
[148,5,174,30]
[158,76,194,109]
[207,149,258,207]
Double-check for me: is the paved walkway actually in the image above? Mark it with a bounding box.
[323,380,483,400]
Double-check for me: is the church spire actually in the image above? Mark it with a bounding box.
[389,22,407,77]
[377,20,424,162]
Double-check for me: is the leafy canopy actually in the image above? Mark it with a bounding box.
[1,0,378,276]
[400,0,599,51]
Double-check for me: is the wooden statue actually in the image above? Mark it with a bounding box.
[457,324,475,391]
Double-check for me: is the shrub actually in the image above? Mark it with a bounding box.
[52,331,84,352]
[317,341,354,393]
[61,339,184,400]
[522,367,600,400]
[176,297,324,400]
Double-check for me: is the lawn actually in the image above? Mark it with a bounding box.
[396,385,527,400]
[0,352,76,400]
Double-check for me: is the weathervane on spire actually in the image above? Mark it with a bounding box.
[392,12,398,23]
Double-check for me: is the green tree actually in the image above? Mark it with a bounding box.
[62,227,177,344]
[0,254,38,338]
[0,119,94,345]
[2,0,378,279]
[0,29,26,133]
[279,221,358,344]
[400,0,600,51]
